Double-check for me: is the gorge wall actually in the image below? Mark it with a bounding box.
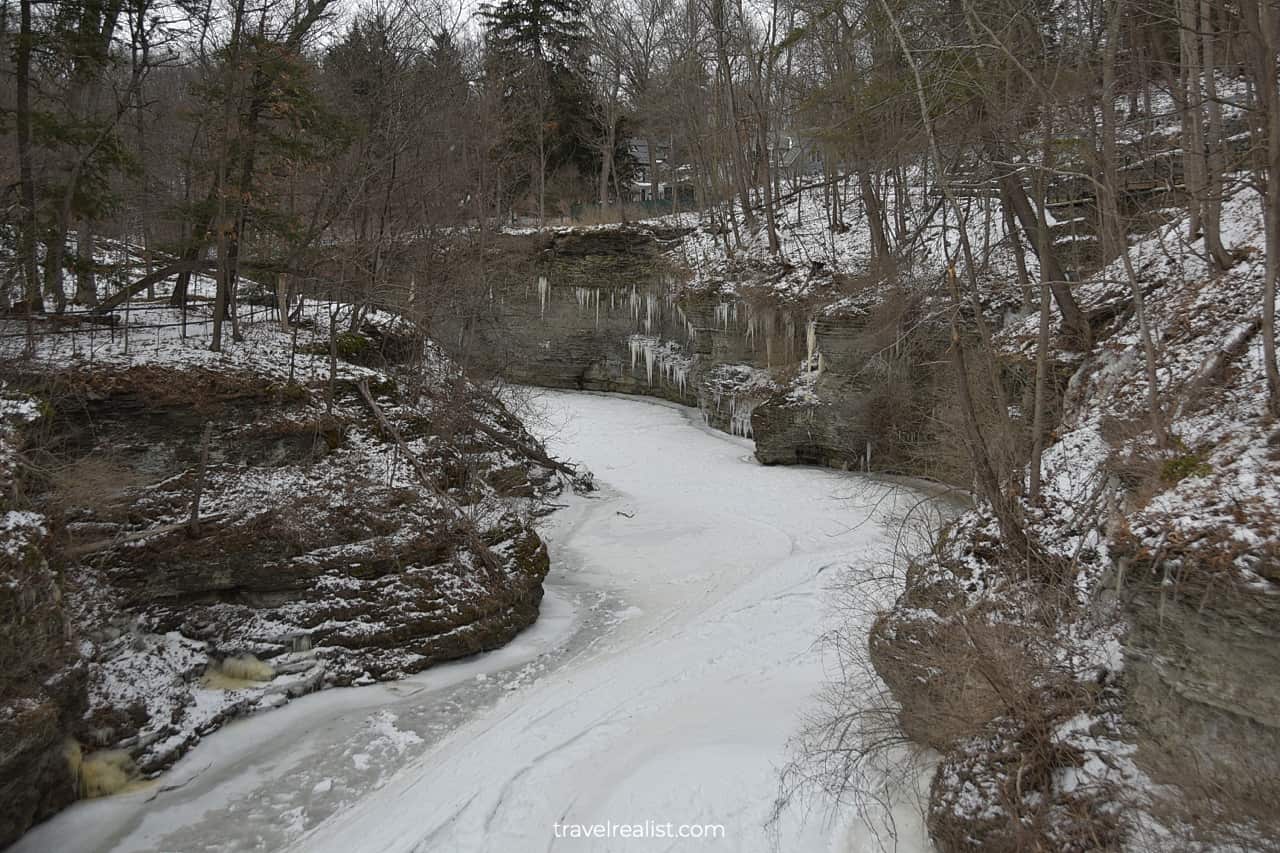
[0,321,568,849]
[445,222,1280,851]
[455,228,959,482]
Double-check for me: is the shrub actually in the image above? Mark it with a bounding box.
[1159,452,1211,485]
[334,332,370,358]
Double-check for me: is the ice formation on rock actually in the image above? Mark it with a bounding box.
[628,335,692,392]
[713,302,737,330]
[805,320,824,375]
[728,396,758,438]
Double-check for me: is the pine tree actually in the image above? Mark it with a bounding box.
[480,0,588,70]
[480,0,598,222]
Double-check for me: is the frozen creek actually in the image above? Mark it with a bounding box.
[16,392,933,853]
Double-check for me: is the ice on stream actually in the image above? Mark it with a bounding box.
[19,392,934,853]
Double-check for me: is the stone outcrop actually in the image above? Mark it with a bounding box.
[0,391,86,850]
[1119,549,1280,824]
[0,327,569,842]
[461,228,958,479]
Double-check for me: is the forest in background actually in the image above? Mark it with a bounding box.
[6,0,1278,540]
[0,0,1271,363]
[4,0,1280,846]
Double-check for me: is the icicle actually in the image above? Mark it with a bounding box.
[805,319,823,375]
[728,396,757,438]
[714,303,734,331]
[627,334,692,391]
[538,276,549,319]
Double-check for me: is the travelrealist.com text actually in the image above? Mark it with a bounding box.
[552,821,727,840]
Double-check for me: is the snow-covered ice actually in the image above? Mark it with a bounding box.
[16,392,932,853]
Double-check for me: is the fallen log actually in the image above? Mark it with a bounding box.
[355,379,503,576]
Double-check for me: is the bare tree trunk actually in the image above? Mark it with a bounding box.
[15,0,42,312]
[599,138,613,207]
[277,273,291,331]
[211,0,246,352]
[1200,0,1233,270]
[1103,0,1168,445]
[1239,0,1280,414]
[75,221,98,306]
[1029,119,1055,503]
[858,170,891,263]
[711,0,756,234]
[998,169,1092,347]
[1179,0,1209,241]
[1001,187,1034,310]
[878,0,1028,552]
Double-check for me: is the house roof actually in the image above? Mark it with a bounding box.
[625,138,671,165]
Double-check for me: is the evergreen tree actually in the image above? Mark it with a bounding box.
[480,0,587,69]
[480,0,599,221]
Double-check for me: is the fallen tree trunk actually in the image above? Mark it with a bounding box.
[463,411,583,483]
[356,379,502,577]
[92,259,211,314]
[93,257,300,315]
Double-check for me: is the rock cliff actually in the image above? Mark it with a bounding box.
[0,311,572,844]
[446,200,1280,850]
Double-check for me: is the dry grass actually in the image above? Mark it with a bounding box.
[48,455,145,523]
[217,654,276,682]
[78,749,137,798]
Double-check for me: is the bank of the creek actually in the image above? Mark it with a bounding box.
[15,391,935,853]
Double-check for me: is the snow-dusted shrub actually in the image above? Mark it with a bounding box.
[772,494,955,843]
[926,697,1125,853]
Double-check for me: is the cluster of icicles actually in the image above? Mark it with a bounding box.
[529,278,827,425]
[713,301,823,375]
[629,334,692,392]
[533,276,698,341]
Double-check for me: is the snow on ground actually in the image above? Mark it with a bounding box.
[16,391,936,853]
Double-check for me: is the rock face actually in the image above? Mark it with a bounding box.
[0,391,86,850]
[1122,562,1280,822]
[28,362,560,775]
[459,228,958,479]
[460,229,700,407]
[0,665,85,851]
[0,321,571,844]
